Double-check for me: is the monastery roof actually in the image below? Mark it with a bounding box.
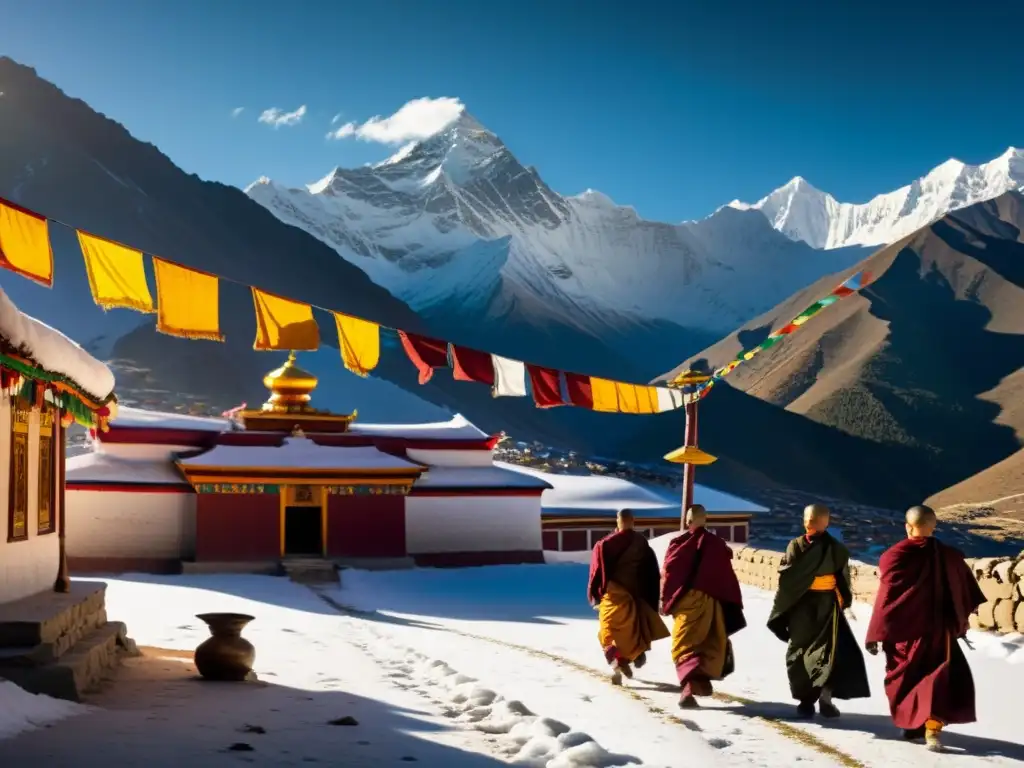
[177,437,425,472]
[112,407,231,432]
[498,463,767,516]
[347,414,489,441]
[414,465,553,490]
[66,451,188,485]
[0,284,114,401]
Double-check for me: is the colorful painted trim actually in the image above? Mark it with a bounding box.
[196,483,280,495]
[0,349,115,429]
[327,484,410,496]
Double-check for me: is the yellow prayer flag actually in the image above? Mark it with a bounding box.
[153,258,224,341]
[77,231,154,312]
[0,201,53,287]
[334,312,379,377]
[590,377,620,413]
[252,288,320,351]
[615,383,658,414]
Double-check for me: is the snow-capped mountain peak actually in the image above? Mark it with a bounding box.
[246,107,865,360]
[731,146,1024,249]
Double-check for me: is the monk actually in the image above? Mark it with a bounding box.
[660,505,747,709]
[767,503,870,718]
[588,509,670,684]
[865,505,985,752]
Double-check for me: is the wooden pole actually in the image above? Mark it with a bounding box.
[54,411,70,593]
[680,397,698,529]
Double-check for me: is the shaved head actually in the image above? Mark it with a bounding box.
[617,509,635,530]
[905,505,938,538]
[685,504,708,530]
[803,503,830,533]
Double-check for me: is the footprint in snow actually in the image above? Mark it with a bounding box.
[708,738,733,749]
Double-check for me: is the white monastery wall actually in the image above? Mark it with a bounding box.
[0,396,59,604]
[94,441,195,462]
[405,448,494,468]
[405,495,543,554]
[67,490,196,560]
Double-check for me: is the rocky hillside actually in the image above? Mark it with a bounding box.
[662,192,1024,508]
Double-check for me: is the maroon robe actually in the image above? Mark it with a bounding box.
[866,537,985,729]
[587,529,660,612]
[660,529,746,635]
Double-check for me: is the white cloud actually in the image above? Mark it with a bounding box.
[326,121,357,140]
[258,104,307,128]
[231,107,245,118]
[326,96,464,144]
[331,112,344,125]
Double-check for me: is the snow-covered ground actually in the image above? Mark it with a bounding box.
[2,563,1021,767]
[0,681,86,741]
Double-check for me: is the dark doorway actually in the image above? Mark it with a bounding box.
[284,506,322,556]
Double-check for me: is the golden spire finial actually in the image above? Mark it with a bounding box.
[261,351,319,413]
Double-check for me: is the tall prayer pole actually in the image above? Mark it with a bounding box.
[663,368,716,531]
[681,398,698,516]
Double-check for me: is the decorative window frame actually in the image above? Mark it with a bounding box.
[37,403,56,535]
[7,396,30,542]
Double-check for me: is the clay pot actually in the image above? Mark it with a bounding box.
[194,613,256,682]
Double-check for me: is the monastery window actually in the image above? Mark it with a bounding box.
[7,396,30,542]
[37,403,56,535]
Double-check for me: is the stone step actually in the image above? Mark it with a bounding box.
[0,582,107,650]
[282,559,339,585]
[0,621,133,702]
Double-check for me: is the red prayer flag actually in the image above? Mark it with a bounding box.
[449,345,495,385]
[527,365,566,408]
[399,331,449,384]
[564,372,594,409]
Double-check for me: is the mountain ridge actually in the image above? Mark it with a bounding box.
[728,146,1024,249]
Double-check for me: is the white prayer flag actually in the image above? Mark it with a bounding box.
[656,387,684,412]
[491,355,527,397]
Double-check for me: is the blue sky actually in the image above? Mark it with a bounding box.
[1,1,1021,222]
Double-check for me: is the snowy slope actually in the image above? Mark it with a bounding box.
[247,110,866,338]
[729,147,1024,249]
[336,564,1024,768]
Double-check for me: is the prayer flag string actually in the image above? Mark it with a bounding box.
[0,195,874,416]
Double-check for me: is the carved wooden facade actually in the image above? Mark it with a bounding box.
[7,397,30,542]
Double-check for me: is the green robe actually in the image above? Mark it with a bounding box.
[767,532,870,703]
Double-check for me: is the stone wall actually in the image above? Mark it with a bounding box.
[730,545,1024,634]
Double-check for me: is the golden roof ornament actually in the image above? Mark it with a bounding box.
[261,351,319,413]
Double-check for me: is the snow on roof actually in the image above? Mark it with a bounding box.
[0,284,114,400]
[66,451,189,485]
[414,465,552,490]
[177,437,424,471]
[498,463,767,517]
[111,407,230,432]
[347,413,488,441]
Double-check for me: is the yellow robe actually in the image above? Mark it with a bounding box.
[598,581,670,662]
[671,588,728,683]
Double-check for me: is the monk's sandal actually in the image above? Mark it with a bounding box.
[609,669,623,686]
[925,729,943,752]
[679,694,699,709]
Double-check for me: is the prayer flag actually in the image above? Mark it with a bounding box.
[527,365,566,408]
[449,345,495,385]
[77,231,154,312]
[565,373,593,409]
[334,313,379,377]
[491,355,527,397]
[590,377,619,413]
[252,288,320,350]
[399,332,448,384]
[655,387,684,412]
[153,258,223,341]
[615,383,658,414]
[0,200,53,287]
